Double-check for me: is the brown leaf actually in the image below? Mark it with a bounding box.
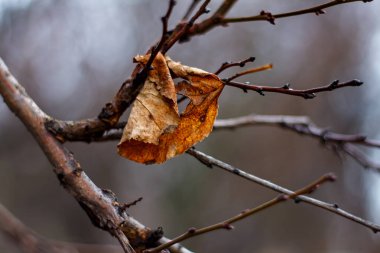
[118,53,224,164]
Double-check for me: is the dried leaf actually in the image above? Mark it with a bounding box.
[118,53,224,164]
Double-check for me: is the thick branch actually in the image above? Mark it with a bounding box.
[186,148,380,233]
[0,58,138,252]
[0,58,192,253]
[51,1,179,142]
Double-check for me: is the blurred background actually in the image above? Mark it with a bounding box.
[1,0,380,252]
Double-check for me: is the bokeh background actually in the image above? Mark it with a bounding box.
[1,0,380,252]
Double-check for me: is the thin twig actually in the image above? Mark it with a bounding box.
[225,79,363,99]
[225,63,272,82]
[214,114,311,128]
[186,0,372,36]
[145,173,335,253]
[222,0,372,25]
[186,148,380,233]
[182,0,201,21]
[162,0,211,52]
[119,197,144,213]
[342,144,380,171]
[213,114,380,172]
[214,56,256,75]
[158,238,195,253]
[185,0,238,37]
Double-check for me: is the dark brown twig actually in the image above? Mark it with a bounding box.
[162,0,211,53]
[145,173,335,253]
[214,56,256,75]
[222,0,372,25]
[119,197,144,213]
[186,148,380,234]
[184,0,238,38]
[146,0,177,68]
[182,0,201,21]
[225,79,363,99]
[186,0,372,37]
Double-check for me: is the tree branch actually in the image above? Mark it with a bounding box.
[45,77,363,142]
[214,56,256,75]
[45,111,380,173]
[0,201,148,253]
[341,143,380,171]
[185,0,373,37]
[182,0,202,21]
[224,63,272,82]
[184,0,238,37]
[225,79,363,99]
[0,203,78,253]
[47,0,179,143]
[186,148,380,234]
[0,58,192,253]
[162,0,211,52]
[145,173,335,253]
[214,114,380,172]
[222,0,373,25]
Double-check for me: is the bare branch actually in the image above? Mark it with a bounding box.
[45,112,380,173]
[0,203,78,253]
[214,114,311,128]
[145,173,335,253]
[50,0,178,142]
[0,57,192,253]
[158,0,177,51]
[222,0,373,25]
[186,0,372,37]
[47,0,371,141]
[182,0,201,21]
[45,77,363,143]
[0,202,141,253]
[214,114,380,172]
[342,144,380,172]
[214,56,256,75]
[162,0,211,53]
[186,148,380,233]
[185,0,238,37]
[225,79,363,99]
[225,63,272,82]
